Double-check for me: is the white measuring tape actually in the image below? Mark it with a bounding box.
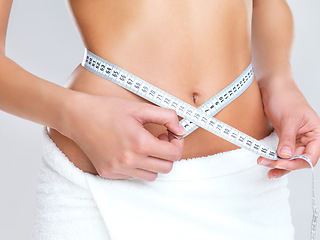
[82,48,318,239]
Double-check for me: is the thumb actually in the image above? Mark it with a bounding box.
[277,119,299,159]
[136,104,186,136]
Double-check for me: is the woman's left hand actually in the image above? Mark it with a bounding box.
[257,76,320,179]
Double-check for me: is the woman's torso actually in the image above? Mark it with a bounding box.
[49,0,273,174]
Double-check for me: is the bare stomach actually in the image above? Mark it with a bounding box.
[48,58,273,175]
[49,0,272,175]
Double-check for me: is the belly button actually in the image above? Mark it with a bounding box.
[192,92,199,105]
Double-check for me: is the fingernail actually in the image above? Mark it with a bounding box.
[259,159,271,166]
[167,130,184,140]
[178,123,186,134]
[275,164,287,170]
[280,146,293,157]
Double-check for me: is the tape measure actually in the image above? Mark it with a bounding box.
[82,48,318,239]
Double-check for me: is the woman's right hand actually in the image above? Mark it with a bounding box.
[60,92,186,181]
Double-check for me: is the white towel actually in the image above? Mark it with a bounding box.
[33,128,294,240]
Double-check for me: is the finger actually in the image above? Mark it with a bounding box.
[258,146,307,170]
[258,155,310,171]
[136,104,186,136]
[267,168,291,179]
[301,133,320,167]
[274,158,310,171]
[257,156,277,168]
[166,131,185,159]
[272,139,319,170]
[135,157,174,174]
[258,144,305,168]
[97,171,130,180]
[158,133,169,142]
[272,146,308,170]
[123,168,158,182]
[151,137,184,161]
[168,128,184,143]
[140,131,184,161]
[277,117,300,159]
[294,146,307,155]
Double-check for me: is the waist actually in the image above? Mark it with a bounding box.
[49,53,273,174]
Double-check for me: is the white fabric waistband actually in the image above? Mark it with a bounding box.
[42,127,278,183]
[39,127,293,240]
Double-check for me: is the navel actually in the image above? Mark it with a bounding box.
[192,92,199,105]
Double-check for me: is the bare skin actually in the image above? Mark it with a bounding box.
[1,0,319,181]
[48,0,272,174]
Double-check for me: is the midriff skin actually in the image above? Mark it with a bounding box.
[49,0,273,175]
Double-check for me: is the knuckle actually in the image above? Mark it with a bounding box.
[109,161,122,173]
[313,129,320,139]
[166,109,178,119]
[132,132,149,153]
[280,135,294,145]
[171,150,182,162]
[102,161,120,176]
[126,156,138,167]
[105,163,115,173]
[117,152,127,165]
[123,155,138,167]
[118,151,135,166]
[135,136,147,154]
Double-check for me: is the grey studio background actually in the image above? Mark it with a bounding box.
[0,0,319,239]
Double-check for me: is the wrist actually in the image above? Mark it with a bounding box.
[258,72,298,101]
[258,73,309,118]
[57,89,85,140]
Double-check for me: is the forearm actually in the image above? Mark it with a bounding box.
[252,0,297,96]
[0,54,74,135]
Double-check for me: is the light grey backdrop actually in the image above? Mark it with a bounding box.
[0,0,319,239]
